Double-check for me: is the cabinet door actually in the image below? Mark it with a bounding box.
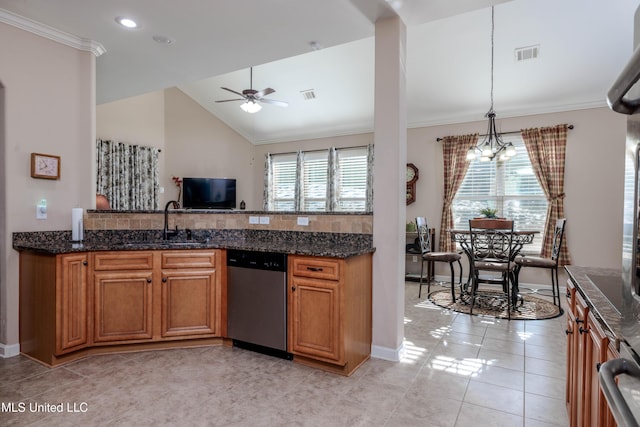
[94,271,153,342]
[604,344,620,427]
[586,312,609,427]
[56,253,89,354]
[575,294,590,427]
[289,276,342,363]
[161,269,219,337]
[566,307,577,424]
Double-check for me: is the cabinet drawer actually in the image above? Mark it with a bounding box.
[161,250,217,269]
[291,256,340,281]
[94,251,154,270]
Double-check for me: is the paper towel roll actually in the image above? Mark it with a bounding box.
[72,208,83,241]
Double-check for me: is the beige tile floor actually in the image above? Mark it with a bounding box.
[1,281,568,426]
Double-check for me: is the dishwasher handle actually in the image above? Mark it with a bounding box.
[599,357,640,427]
[608,44,640,115]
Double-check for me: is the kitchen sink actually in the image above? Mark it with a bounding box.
[120,240,207,248]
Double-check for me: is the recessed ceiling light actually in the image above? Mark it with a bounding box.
[115,16,138,29]
[309,41,323,51]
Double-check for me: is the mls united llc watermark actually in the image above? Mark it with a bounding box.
[2,401,88,413]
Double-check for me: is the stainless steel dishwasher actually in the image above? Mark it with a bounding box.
[227,249,291,359]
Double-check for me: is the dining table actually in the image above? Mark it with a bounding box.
[448,227,539,308]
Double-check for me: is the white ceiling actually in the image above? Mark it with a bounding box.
[0,0,638,144]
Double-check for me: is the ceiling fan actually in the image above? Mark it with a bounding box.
[216,67,288,113]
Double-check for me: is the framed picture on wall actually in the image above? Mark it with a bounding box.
[30,153,61,180]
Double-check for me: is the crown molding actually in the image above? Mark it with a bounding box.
[0,8,105,56]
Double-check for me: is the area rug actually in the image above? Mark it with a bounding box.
[428,289,563,320]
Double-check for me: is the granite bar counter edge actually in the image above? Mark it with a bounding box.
[13,229,375,259]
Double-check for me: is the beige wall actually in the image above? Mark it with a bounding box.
[251,107,627,286]
[164,88,255,209]
[0,23,95,351]
[97,88,254,209]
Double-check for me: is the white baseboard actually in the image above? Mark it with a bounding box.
[0,343,20,358]
[371,342,405,362]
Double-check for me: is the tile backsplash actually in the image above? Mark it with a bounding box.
[84,211,373,234]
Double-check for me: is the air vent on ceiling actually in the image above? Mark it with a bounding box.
[300,89,316,101]
[515,45,540,62]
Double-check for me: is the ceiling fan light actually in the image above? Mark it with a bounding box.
[240,101,261,114]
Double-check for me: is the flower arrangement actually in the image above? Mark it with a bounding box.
[171,176,182,201]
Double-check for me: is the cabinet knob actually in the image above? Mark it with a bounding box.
[82,260,88,266]
[147,278,152,283]
[565,329,572,335]
[162,278,167,283]
[596,362,602,372]
[291,286,296,291]
[576,318,584,324]
[579,326,587,334]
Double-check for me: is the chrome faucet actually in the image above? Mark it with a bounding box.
[163,200,180,240]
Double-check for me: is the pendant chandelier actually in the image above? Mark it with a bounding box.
[466,6,516,162]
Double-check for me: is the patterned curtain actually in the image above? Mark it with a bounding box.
[366,144,374,212]
[439,134,478,251]
[96,139,159,210]
[327,147,338,211]
[521,125,571,264]
[263,153,273,210]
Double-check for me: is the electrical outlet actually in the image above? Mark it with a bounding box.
[297,217,309,226]
[249,216,259,224]
[36,199,47,220]
[412,256,418,263]
[259,216,270,225]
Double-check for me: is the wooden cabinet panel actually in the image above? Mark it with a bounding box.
[289,276,342,362]
[566,303,577,424]
[291,257,340,281]
[55,253,90,354]
[161,250,216,269]
[575,293,590,427]
[586,312,609,427]
[94,251,154,270]
[94,271,154,342]
[161,269,219,337]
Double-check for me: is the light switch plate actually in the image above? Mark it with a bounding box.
[249,216,259,224]
[297,217,309,226]
[259,216,270,225]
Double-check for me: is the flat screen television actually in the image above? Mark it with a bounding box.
[182,177,236,209]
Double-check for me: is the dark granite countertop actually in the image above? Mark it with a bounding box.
[13,229,375,259]
[565,265,623,340]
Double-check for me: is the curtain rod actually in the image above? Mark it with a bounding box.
[436,124,574,142]
[267,144,369,157]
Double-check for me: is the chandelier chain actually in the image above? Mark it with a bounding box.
[489,6,495,114]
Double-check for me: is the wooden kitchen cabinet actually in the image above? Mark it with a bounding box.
[565,278,618,427]
[56,253,90,353]
[160,250,221,338]
[19,252,90,365]
[93,251,154,343]
[288,253,372,376]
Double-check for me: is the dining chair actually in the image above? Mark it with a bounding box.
[514,218,566,308]
[415,217,462,300]
[468,218,517,319]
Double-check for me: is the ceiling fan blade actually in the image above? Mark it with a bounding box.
[259,98,288,107]
[220,87,246,98]
[215,99,245,103]
[255,88,275,98]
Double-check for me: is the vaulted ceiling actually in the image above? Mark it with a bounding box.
[0,0,637,144]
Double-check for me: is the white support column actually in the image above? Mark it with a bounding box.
[371,16,407,361]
